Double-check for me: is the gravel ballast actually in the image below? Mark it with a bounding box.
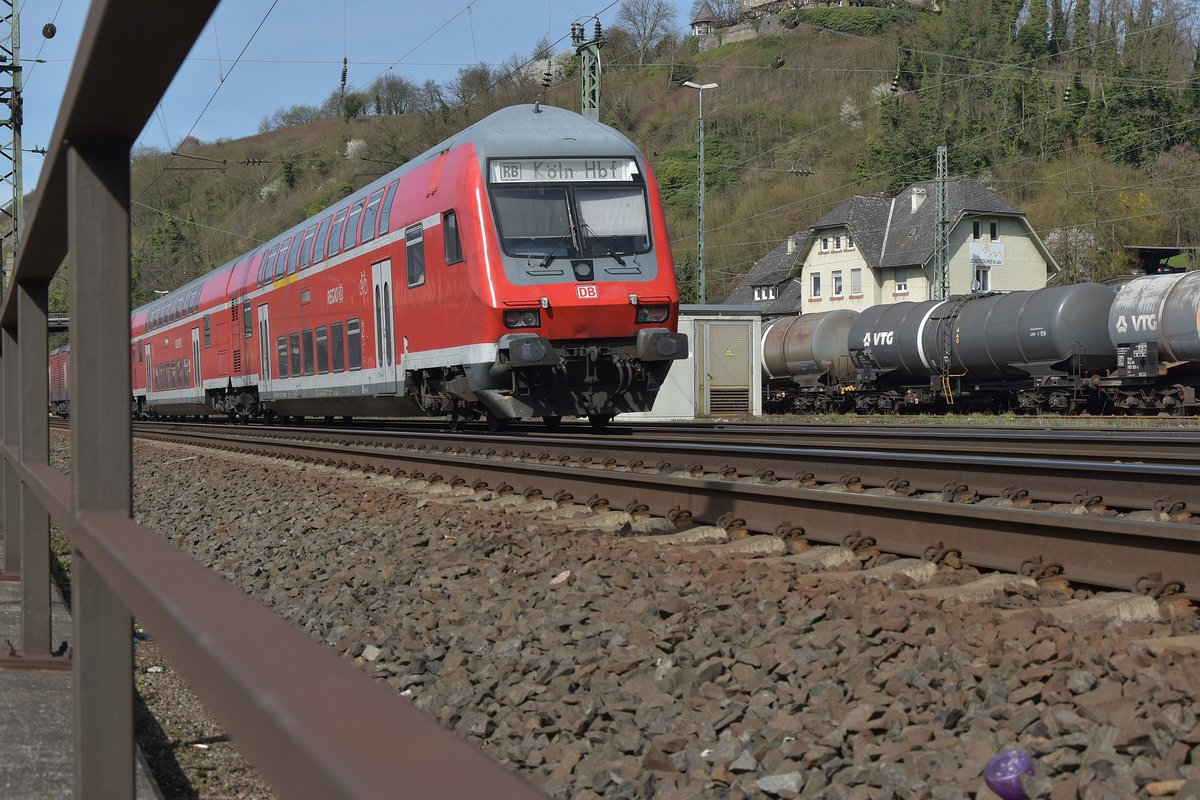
[53,433,1200,799]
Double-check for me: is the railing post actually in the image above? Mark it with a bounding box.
[2,322,19,576]
[68,140,134,799]
[18,279,51,655]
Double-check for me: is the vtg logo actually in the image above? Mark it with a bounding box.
[864,331,894,347]
[576,285,599,300]
[1114,314,1157,334]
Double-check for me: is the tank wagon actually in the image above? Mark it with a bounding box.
[761,275,1200,415]
[92,105,687,430]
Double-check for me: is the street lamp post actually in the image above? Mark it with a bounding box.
[683,80,717,304]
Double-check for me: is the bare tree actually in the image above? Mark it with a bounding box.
[368,74,418,116]
[690,0,742,27]
[615,0,678,68]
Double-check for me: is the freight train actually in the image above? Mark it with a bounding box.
[51,105,688,430]
[762,272,1200,415]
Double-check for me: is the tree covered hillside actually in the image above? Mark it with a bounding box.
[50,0,1200,313]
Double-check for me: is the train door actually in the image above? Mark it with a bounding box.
[191,328,201,393]
[144,344,152,395]
[257,303,272,396]
[371,258,399,394]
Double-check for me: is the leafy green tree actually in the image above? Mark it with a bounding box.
[1016,0,1050,60]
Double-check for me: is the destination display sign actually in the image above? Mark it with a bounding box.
[490,158,639,184]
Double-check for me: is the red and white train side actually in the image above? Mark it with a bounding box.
[121,105,685,429]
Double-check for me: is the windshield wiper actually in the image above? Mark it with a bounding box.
[538,229,575,268]
[580,223,626,266]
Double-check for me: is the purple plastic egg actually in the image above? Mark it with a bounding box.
[984,749,1035,800]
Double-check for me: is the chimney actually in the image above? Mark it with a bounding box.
[787,235,796,254]
[911,187,927,213]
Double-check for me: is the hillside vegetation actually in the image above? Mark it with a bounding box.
[51,1,1200,312]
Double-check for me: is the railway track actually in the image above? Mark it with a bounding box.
[126,420,1200,601]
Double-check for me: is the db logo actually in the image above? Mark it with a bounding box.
[576,285,599,300]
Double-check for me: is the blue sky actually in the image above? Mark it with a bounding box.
[14,0,694,196]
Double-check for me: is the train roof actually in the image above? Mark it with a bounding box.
[132,105,642,318]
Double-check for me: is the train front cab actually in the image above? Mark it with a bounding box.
[458,149,687,427]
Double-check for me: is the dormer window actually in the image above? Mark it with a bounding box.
[753,285,777,301]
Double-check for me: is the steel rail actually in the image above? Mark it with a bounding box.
[145,422,1200,514]
[140,428,1200,601]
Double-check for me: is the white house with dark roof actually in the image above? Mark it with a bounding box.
[726,178,1058,315]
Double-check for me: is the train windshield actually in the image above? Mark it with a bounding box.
[489,157,651,265]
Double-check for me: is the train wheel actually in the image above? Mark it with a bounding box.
[587,414,613,433]
[542,415,562,431]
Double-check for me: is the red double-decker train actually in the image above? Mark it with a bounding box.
[55,105,686,430]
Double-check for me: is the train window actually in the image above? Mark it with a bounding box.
[316,326,329,374]
[313,217,332,264]
[331,322,345,373]
[203,315,211,348]
[277,335,289,379]
[298,226,317,270]
[327,208,348,260]
[257,252,268,287]
[289,332,301,377]
[275,240,290,280]
[302,329,315,376]
[243,301,253,339]
[343,200,365,251]
[265,245,280,282]
[183,360,190,389]
[346,318,362,371]
[405,224,425,287]
[361,189,384,244]
[443,211,463,264]
[286,232,303,275]
[379,182,398,235]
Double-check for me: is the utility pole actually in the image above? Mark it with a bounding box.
[1,0,23,291]
[934,145,949,301]
[571,20,605,122]
[683,80,717,304]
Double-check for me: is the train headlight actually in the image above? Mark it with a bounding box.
[504,309,541,329]
[635,305,670,324]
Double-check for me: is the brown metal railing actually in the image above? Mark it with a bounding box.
[0,2,548,798]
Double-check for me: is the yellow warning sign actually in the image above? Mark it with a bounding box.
[724,348,734,357]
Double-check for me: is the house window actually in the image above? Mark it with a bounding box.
[990,221,999,240]
[832,270,843,297]
[974,268,990,292]
[820,237,830,252]
[834,235,842,250]
[850,268,862,296]
[972,221,982,240]
[895,269,908,293]
[847,234,855,250]
[811,273,822,298]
